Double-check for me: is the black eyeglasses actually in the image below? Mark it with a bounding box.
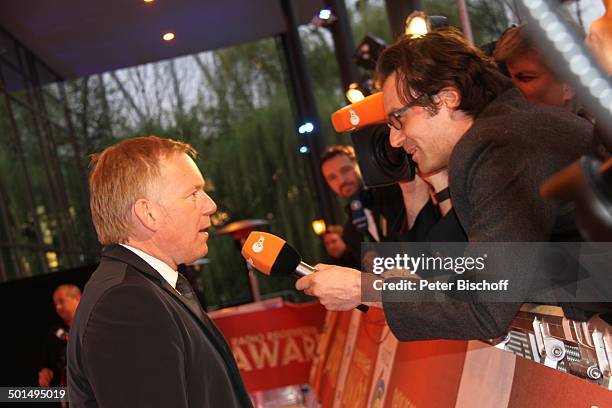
[387,98,422,130]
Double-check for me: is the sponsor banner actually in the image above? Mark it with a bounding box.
[455,341,516,407]
[333,310,364,408]
[366,324,399,408]
[310,311,340,395]
[384,340,468,408]
[211,298,326,392]
[339,308,387,408]
[310,311,611,407]
[318,311,355,407]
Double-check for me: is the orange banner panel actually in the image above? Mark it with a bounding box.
[211,299,327,392]
[384,340,468,408]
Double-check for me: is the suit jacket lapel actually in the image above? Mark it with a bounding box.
[101,245,216,339]
[100,245,251,404]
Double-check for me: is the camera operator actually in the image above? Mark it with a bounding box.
[320,145,404,254]
[297,28,593,341]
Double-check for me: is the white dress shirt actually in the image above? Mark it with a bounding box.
[120,244,179,290]
[364,208,381,242]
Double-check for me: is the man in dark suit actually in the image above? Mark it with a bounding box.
[319,145,403,255]
[296,29,593,340]
[67,136,252,407]
[39,284,81,388]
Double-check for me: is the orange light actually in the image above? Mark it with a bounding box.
[46,251,59,269]
[162,32,175,42]
[405,11,430,38]
[143,0,154,3]
[311,219,327,235]
[346,83,366,103]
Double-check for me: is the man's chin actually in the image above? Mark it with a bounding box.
[341,188,357,197]
[184,247,208,265]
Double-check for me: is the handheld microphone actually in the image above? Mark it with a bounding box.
[241,231,369,312]
[331,92,386,133]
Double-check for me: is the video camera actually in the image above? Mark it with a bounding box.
[331,92,416,188]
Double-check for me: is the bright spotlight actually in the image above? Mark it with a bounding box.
[298,122,314,134]
[319,9,332,20]
[311,219,327,235]
[405,11,448,38]
[346,83,366,103]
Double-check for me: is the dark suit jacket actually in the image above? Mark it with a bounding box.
[342,183,404,255]
[67,245,252,407]
[383,88,593,341]
[42,323,69,387]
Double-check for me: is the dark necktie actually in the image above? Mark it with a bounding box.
[176,273,206,321]
[176,273,239,374]
[175,276,251,404]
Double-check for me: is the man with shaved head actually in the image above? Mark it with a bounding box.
[39,284,81,388]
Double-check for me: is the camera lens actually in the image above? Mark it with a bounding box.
[351,125,415,187]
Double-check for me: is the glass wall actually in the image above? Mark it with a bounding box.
[0,28,98,282]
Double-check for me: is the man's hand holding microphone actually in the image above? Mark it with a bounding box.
[295,264,363,311]
[241,231,372,312]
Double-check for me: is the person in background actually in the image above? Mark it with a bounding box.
[494,24,582,115]
[320,145,403,255]
[586,0,612,158]
[39,284,81,387]
[322,225,360,269]
[586,0,612,75]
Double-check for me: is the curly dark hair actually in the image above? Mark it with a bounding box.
[377,28,512,117]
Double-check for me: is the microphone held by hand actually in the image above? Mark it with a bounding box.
[241,231,368,312]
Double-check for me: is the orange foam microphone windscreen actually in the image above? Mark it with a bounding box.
[241,231,299,276]
[331,92,386,133]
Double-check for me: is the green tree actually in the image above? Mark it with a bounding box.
[53,0,512,305]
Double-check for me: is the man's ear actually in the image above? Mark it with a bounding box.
[438,87,462,110]
[133,198,160,232]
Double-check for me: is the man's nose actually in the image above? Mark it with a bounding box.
[203,193,217,215]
